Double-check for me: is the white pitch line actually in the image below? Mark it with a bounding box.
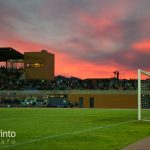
[1,120,137,149]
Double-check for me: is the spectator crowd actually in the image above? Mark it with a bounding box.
[0,66,137,91]
[0,66,138,108]
[0,94,78,108]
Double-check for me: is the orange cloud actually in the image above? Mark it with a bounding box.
[133,40,150,53]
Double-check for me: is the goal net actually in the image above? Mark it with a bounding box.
[138,69,150,121]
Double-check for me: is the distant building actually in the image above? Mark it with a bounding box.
[24,50,55,80]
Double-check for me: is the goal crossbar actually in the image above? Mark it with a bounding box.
[140,70,150,76]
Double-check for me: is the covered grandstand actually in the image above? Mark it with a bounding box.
[0,47,24,69]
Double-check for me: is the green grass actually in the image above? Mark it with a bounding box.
[0,108,150,150]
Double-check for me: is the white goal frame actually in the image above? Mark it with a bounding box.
[138,69,150,121]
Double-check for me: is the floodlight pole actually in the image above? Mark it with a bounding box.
[138,69,141,121]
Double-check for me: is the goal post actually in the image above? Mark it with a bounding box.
[138,69,141,120]
[138,69,150,121]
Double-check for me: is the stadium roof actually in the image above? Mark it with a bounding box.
[0,47,24,62]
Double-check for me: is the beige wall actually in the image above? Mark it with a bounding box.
[68,93,137,108]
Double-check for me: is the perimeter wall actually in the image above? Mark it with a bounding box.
[0,90,137,108]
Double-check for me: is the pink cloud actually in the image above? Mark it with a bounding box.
[133,40,150,53]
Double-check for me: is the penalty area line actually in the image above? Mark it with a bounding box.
[1,120,137,149]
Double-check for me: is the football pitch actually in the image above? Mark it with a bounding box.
[0,108,150,150]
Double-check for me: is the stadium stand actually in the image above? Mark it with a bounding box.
[0,69,137,90]
[0,47,138,108]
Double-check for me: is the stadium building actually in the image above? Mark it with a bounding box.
[1,47,149,110]
[0,47,55,80]
[24,50,54,80]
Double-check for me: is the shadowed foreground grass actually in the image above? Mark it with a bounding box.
[0,108,150,150]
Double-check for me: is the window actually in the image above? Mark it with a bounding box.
[26,63,44,68]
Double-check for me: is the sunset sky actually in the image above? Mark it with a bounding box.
[0,0,150,79]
